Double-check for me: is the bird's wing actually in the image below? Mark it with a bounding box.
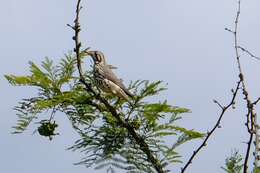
[101,65,133,97]
[107,64,118,69]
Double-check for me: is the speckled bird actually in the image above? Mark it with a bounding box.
[84,50,133,101]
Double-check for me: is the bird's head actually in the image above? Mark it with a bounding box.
[84,50,106,65]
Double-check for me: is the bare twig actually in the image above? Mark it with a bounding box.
[181,81,241,173]
[69,1,166,172]
[213,99,224,109]
[238,46,260,61]
[225,27,235,34]
[253,97,260,105]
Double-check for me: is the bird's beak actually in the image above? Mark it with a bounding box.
[87,51,96,60]
[84,51,97,62]
[82,49,97,62]
[82,47,92,56]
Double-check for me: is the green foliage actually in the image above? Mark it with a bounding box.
[5,56,204,173]
[254,167,260,173]
[221,150,243,173]
[5,55,76,133]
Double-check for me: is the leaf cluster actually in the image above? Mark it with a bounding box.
[221,150,243,173]
[221,150,260,173]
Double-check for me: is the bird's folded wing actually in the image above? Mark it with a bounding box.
[102,65,133,97]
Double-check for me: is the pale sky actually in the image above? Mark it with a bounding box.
[1,0,260,173]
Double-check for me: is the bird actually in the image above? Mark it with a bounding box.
[84,50,133,101]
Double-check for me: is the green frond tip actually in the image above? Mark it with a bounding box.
[140,80,167,97]
[221,150,243,173]
[12,113,36,134]
[129,80,167,99]
[4,75,33,86]
[170,126,204,138]
[5,55,76,90]
[143,102,190,116]
[29,61,53,87]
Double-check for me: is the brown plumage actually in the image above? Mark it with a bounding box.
[84,50,133,101]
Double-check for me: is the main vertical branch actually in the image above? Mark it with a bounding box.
[74,0,83,79]
[69,1,166,172]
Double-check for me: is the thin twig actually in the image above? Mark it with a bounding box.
[238,46,260,61]
[225,27,235,34]
[213,99,224,109]
[49,107,56,121]
[181,81,241,173]
[253,97,260,105]
[69,1,166,172]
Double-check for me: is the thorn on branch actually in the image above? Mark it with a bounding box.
[232,101,236,109]
[67,24,75,30]
[225,27,235,34]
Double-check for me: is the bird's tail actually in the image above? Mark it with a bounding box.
[124,88,134,98]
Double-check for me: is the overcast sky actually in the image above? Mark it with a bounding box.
[1,0,260,173]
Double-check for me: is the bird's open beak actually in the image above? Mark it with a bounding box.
[82,49,97,62]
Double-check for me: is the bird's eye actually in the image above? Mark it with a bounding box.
[94,52,100,62]
[96,54,102,62]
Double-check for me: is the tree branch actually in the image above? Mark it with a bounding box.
[227,0,260,172]
[182,1,260,172]
[237,46,260,61]
[73,0,83,79]
[69,1,166,172]
[231,1,257,172]
[181,80,241,173]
